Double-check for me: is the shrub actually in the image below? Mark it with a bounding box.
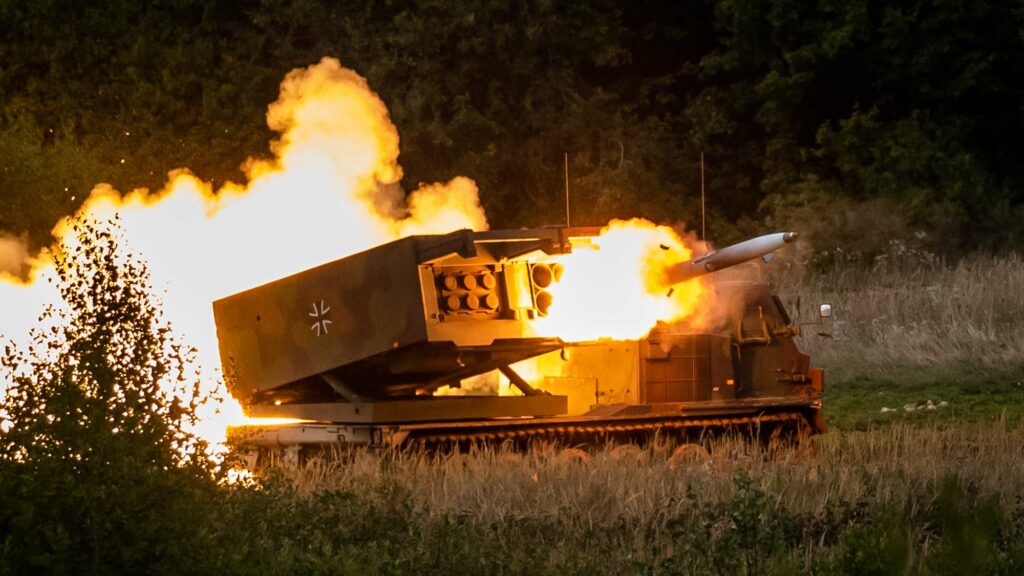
[0,218,218,574]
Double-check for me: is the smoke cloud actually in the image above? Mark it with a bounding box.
[0,235,29,278]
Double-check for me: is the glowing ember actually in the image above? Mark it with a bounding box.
[0,57,486,448]
[532,219,705,342]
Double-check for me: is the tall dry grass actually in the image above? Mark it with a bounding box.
[771,254,1024,375]
[279,420,1024,530]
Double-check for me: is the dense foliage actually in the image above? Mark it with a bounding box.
[1,0,1021,258]
[0,220,218,572]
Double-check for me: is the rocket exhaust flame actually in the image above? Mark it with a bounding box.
[531,219,707,342]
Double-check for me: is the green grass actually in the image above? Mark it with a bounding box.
[765,252,1024,432]
[823,363,1024,430]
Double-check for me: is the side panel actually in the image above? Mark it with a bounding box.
[213,238,428,398]
[733,288,811,398]
[247,394,568,423]
[529,342,640,414]
[640,334,735,403]
[426,320,539,346]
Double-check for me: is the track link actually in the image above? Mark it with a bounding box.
[404,411,811,448]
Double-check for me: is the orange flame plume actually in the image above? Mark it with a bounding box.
[0,58,486,447]
[533,219,705,342]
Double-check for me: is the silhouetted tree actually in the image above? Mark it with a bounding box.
[0,218,217,573]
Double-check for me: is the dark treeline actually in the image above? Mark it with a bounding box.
[2,0,1022,263]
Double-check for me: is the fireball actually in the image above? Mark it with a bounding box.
[532,219,705,342]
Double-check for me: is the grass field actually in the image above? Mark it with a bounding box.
[242,420,1024,574]
[777,254,1024,430]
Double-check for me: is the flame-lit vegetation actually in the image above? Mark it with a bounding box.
[0,219,211,462]
[0,220,220,571]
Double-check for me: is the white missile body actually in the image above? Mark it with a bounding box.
[664,232,799,285]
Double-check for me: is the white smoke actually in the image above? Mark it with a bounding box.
[0,235,30,278]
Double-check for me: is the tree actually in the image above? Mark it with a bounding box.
[684,0,1024,251]
[0,218,218,574]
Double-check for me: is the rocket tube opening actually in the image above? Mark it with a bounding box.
[479,272,497,290]
[535,290,553,315]
[531,263,553,288]
[551,262,565,282]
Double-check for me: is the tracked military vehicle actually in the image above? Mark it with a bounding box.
[214,227,823,455]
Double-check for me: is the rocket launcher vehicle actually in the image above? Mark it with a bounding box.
[214,227,823,444]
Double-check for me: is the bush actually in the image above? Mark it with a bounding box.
[0,218,219,574]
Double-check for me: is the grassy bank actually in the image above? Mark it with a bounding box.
[771,254,1024,429]
[782,254,1024,374]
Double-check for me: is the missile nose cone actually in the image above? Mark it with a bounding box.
[783,232,799,243]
